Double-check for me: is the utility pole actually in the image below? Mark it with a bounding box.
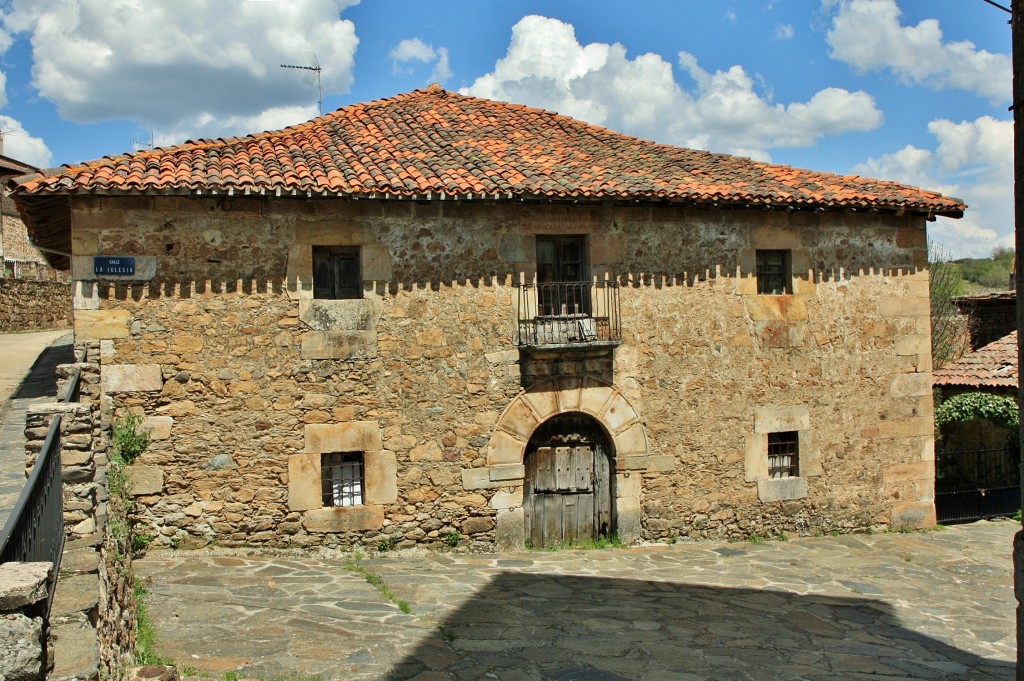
[1013,0,1024,677]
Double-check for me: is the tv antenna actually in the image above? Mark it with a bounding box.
[130,131,154,151]
[0,130,16,156]
[281,52,322,116]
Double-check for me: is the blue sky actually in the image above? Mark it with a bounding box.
[0,0,1012,257]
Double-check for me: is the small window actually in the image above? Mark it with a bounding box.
[313,246,361,299]
[756,249,791,295]
[767,431,799,479]
[321,452,364,507]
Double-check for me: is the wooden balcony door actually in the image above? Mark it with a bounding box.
[536,235,589,316]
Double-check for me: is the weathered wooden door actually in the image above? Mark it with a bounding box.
[524,415,612,547]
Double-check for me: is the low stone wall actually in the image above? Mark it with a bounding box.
[17,360,137,681]
[0,278,72,333]
[0,562,52,680]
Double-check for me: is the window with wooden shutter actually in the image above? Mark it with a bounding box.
[313,246,361,299]
[756,249,792,295]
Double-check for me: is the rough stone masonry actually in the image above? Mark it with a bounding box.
[65,196,934,550]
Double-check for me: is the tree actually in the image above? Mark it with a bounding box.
[929,242,971,369]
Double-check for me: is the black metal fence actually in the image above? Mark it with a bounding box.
[517,280,621,347]
[0,369,79,609]
[935,444,1020,524]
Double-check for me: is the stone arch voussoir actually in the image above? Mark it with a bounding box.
[486,375,649,467]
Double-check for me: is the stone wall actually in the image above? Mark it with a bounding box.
[67,196,934,548]
[0,278,72,333]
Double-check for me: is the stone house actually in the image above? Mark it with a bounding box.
[0,153,54,278]
[13,86,965,549]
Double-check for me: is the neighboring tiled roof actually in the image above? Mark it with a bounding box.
[0,154,39,177]
[16,86,965,215]
[933,331,1018,389]
[953,291,1016,307]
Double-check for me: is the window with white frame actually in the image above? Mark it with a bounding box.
[321,452,364,507]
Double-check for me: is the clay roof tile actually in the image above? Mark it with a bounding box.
[15,87,965,216]
[933,332,1018,389]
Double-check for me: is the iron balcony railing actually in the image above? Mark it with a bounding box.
[0,368,79,612]
[517,280,621,347]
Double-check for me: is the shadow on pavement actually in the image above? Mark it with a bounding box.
[12,340,73,400]
[378,572,1011,680]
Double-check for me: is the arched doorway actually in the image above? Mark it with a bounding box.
[523,412,613,547]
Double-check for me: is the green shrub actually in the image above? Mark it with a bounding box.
[112,414,150,465]
[935,392,1020,432]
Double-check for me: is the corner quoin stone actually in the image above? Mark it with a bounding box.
[102,364,163,393]
[74,309,130,340]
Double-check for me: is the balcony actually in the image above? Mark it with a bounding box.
[516,280,622,349]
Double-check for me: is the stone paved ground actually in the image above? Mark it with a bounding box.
[135,519,1018,680]
[0,330,73,529]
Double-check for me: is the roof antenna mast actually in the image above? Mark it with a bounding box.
[281,52,322,116]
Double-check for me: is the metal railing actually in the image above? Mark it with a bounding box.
[0,369,79,608]
[935,445,1020,524]
[517,280,621,347]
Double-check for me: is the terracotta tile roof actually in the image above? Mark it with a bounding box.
[933,331,1018,389]
[16,86,964,215]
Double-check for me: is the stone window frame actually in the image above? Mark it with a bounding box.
[288,421,397,533]
[285,230,393,359]
[745,405,821,503]
[737,226,813,298]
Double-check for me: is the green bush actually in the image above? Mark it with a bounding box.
[935,392,1020,432]
[112,414,150,465]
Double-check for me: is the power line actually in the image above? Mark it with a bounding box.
[980,0,1012,14]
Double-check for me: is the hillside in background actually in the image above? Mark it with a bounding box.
[955,247,1014,293]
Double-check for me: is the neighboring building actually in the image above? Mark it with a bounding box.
[0,154,54,278]
[953,290,1016,352]
[932,331,1018,522]
[13,86,965,549]
[933,330,1017,449]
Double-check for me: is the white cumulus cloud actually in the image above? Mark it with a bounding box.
[462,15,882,159]
[826,0,1010,103]
[853,116,1012,258]
[0,115,53,167]
[0,0,359,148]
[390,38,452,84]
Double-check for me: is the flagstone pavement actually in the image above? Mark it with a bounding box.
[135,519,1018,681]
